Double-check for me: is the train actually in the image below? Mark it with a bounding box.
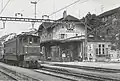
[2,33,41,68]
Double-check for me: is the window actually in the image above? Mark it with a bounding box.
[42,46,45,54]
[102,18,105,21]
[105,17,107,21]
[60,34,65,39]
[23,37,28,43]
[34,37,38,43]
[76,34,78,36]
[103,48,105,54]
[29,37,33,44]
[12,48,16,53]
[102,44,105,54]
[97,44,105,55]
[99,44,101,54]
[29,37,32,42]
[62,25,64,28]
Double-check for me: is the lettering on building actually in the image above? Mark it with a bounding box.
[66,23,75,31]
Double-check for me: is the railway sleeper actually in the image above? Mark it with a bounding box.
[42,65,120,81]
[53,64,120,73]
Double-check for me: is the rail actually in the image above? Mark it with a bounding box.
[0,66,41,81]
[37,64,120,81]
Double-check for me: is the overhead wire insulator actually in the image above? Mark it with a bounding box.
[0,20,6,29]
[32,22,35,28]
[29,22,37,31]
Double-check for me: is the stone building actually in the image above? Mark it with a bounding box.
[38,11,112,62]
[98,6,120,60]
[98,7,120,23]
[87,39,111,61]
[38,11,86,62]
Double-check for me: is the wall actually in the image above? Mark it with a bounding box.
[109,50,117,60]
[109,49,120,60]
[53,23,85,40]
[87,42,111,61]
[40,28,53,42]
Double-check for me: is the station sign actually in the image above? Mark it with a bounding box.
[66,23,75,30]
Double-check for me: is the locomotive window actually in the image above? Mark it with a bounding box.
[23,37,28,43]
[29,37,32,42]
[34,37,38,43]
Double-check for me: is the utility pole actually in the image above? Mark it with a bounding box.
[31,1,37,30]
[84,17,88,61]
[31,1,37,19]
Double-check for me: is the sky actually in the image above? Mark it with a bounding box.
[0,0,120,37]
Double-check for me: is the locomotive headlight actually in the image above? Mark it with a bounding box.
[29,41,32,44]
[26,52,27,53]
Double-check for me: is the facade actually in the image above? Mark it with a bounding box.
[98,7,120,23]
[109,50,120,60]
[38,12,86,62]
[87,40,111,61]
[98,7,120,40]
[98,7,120,61]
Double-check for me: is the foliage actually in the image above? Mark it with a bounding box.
[85,12,103,29]
[84,13,120,50]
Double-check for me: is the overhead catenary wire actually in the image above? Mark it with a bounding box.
[0,0,11,15]
[49,0,89,16]
[37,0,41,3]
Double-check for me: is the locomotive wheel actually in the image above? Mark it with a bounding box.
[22,61,26,68]
[18,62,22,67]
[26,62,30,68]
[36,62,40,68]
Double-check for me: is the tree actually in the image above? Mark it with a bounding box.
[85,13,102,30]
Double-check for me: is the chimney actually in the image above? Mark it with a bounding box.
[63,11,67,19]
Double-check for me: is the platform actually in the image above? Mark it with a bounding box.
[40,61,120,80]
[0,62,69,81]
[40,61,120,70]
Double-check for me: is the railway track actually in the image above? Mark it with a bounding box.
[52,63,120,73]
[35,64,120,81]
[0,70,18,81]
[34,68,90,81]
[0,66,41,81]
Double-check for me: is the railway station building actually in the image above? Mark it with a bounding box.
[38,11,111,62]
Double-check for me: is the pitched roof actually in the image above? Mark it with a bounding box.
[38,22,55,31]
[42,22,53,29]
[38,15,82,31]
[63,15,80,21]
[98,7,120,18]
[88,36,111,42]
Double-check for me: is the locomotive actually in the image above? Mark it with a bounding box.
[3,33,41,68]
